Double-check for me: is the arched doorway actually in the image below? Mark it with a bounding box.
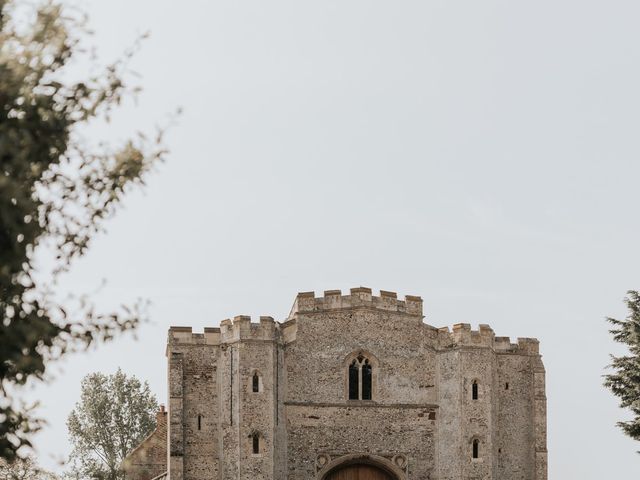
[325,464,395,480]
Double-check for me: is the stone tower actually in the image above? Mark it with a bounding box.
[124,288,547,480]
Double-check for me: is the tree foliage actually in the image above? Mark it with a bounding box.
[0,456,59,480]
[604,290,640,450]
[0,0,166,459]
[66,369,157,480]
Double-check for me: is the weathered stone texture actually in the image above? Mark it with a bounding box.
[285,307,437,406]
[131,288,547,480]
[166,331,220,480]
[285,404,435,480]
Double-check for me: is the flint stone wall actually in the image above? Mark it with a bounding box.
[133,288,547,480]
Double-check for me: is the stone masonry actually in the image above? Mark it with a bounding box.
[123,288,547,480]
[122,406,167,480]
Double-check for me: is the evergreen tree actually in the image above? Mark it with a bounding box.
[604,290,640,450]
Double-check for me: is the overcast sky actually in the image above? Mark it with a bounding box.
[26,0,640,477]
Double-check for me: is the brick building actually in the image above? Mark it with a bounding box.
[123,288,547,480]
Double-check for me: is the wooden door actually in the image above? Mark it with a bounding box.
[325,464,394,480]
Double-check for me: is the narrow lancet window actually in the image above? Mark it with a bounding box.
[362,360,372,400]
[348,360,359,400]
[472,439,479,459]
[252,372,260,393]
[472,380,479,400]
[197,414,202,430]
[252,433,260,454]
[347,353,374,400]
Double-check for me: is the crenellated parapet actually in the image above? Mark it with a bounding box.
[495,335,540,355]
[168,316,277,347]
[168,326,221,346]
[436,323,540,355]
[288,287,423,318]
[220,315,277,343]
[168,289,540,355]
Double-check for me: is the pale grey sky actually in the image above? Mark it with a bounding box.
[28,0,640,477]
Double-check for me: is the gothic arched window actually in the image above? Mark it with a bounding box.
[252,372,260,393]
[347,353,375,401]
[472,380,479,400]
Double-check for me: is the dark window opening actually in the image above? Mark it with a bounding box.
[472,380,478,400]
[362,360,372,400]
[505,382,509,390]
[197,415,202,430]
[347,353,375,401]
[252,434,260,454]
[348,360,359,400]
[252,372,260,393]
[472,439,479,459]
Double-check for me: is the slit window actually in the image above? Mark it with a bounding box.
[362,360,372,400]
[472,380,479,400]
[252,372,260,393]
[472,439,479,459]
[348,360,359,399]
[347,354,374,400]
[252,433,260,454]
[197,414,202,430]
[505,382,509,390]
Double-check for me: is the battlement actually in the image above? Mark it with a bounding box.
[168,326,221,345]
[219,315,277,342]
[437,323,539,354]
[167,289,539,356]
[168,316,277,346]
[288,287,423,318]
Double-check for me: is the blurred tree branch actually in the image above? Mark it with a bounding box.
[0,456,59,480]
[0,0,171,459]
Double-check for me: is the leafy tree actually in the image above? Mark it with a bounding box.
[604,290,640,450]
[0,0,167,459]
[0,456,59,480]
[66,369,158,480]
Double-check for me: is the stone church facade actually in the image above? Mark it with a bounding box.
[123,288,547,480]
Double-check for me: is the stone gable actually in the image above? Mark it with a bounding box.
[122,407,168,480]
